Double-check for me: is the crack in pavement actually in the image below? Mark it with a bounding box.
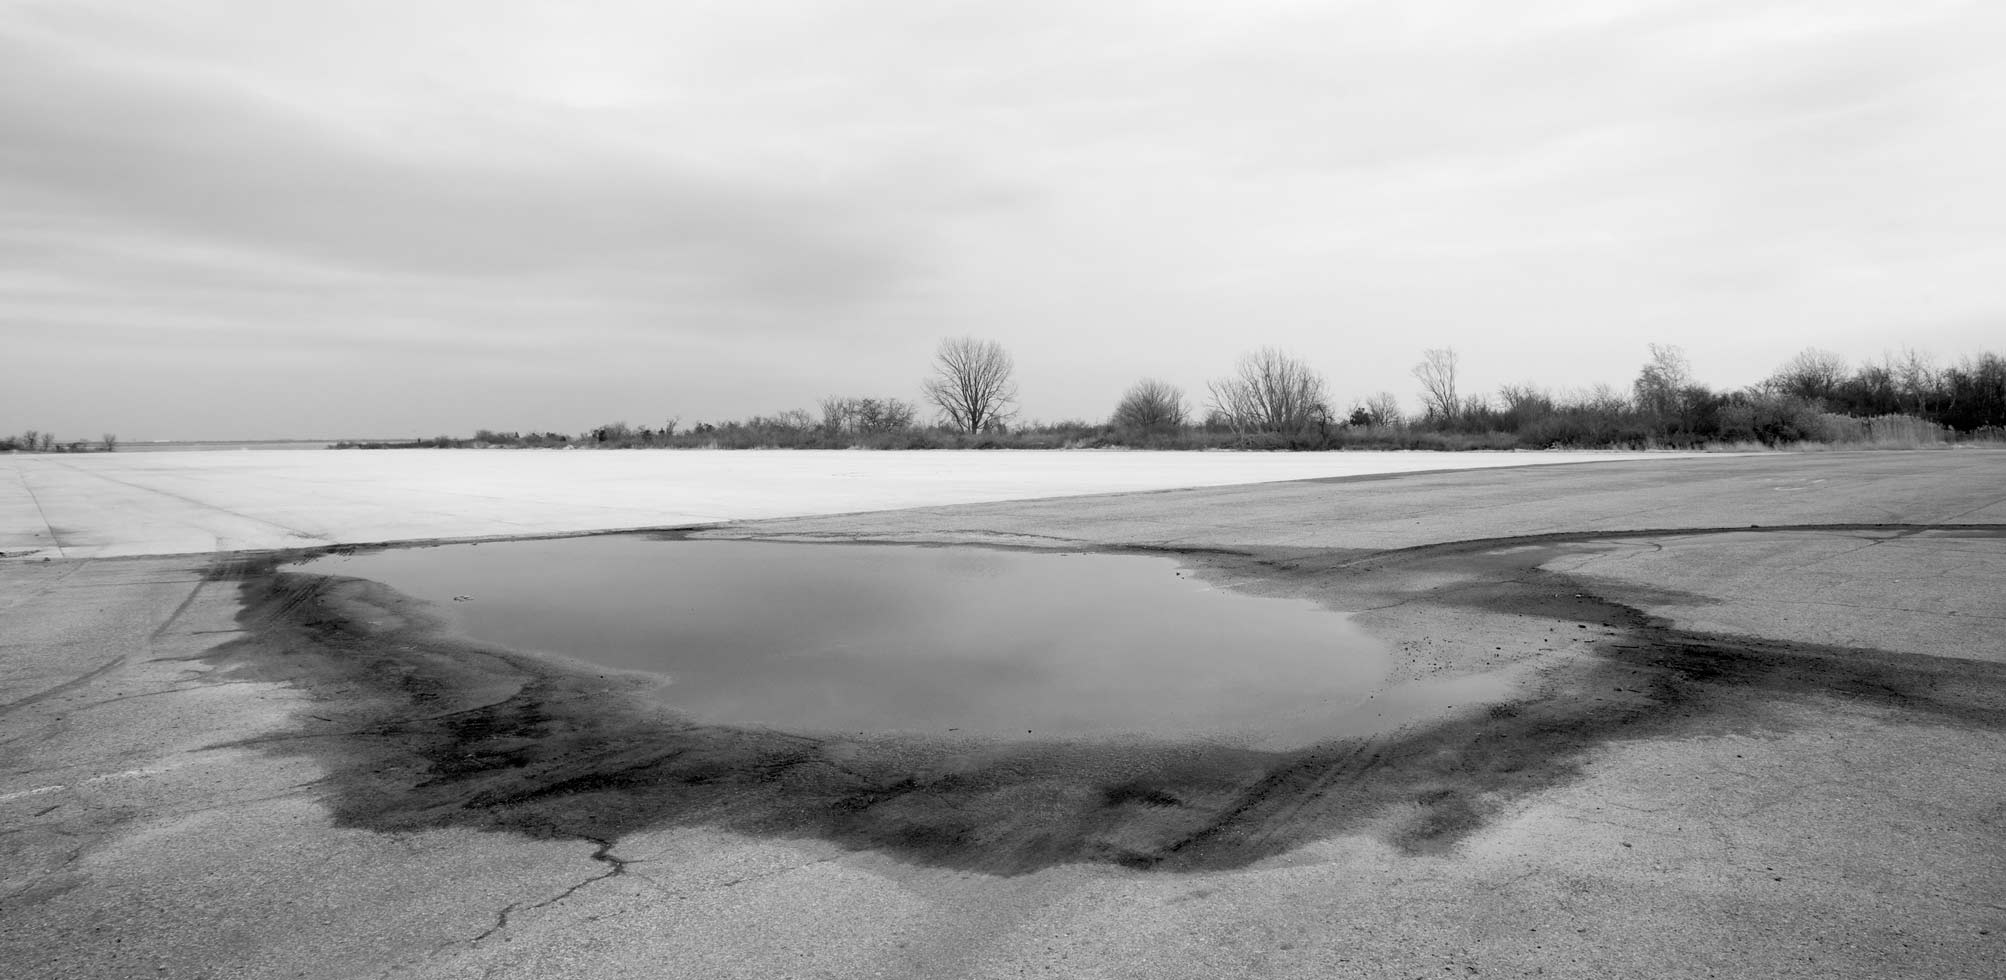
[472,837,631,945]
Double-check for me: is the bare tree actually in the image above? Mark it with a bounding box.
[100,433,118,452]
[1207,348,1330,434]
[1412,348,1460,422]
[818,395,850,435]
[1500,380,1556,426]
[1632,342,1715,442]
[1347,391,1403,427]
[1893,347,1939,415]
[1633,343,1693,418]
[922,337,1018,433]
[820,396,918,435]
[866,399,917,432]
[1110,379,1187,431]
[1583,382,1629,414]
[1497,383,1551,415]
[1769,348,1848,403]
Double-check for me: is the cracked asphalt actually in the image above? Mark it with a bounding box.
[2,450,2004,979]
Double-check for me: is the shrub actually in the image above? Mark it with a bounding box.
[1207,348,1331,439]
[1110,379,1188,433]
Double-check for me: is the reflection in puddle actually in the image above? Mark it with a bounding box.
[300,537,1491,748]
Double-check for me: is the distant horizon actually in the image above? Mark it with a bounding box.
[7,3,2003,440]
[18,339,1998,444]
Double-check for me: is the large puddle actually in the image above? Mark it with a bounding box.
[299,536,1502,748]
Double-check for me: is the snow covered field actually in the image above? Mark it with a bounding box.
[0,448,1692,559]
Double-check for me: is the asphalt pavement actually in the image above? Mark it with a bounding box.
[2,449,2001,979]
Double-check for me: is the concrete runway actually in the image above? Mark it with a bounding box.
[2,450,2002,978]
[0,447,1673,560]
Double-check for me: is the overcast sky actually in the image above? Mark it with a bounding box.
[5,1,2002,440]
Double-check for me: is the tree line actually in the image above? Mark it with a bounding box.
[1,431,117,453]
[348,338,2006,452]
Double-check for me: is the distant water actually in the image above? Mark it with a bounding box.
[120,440,335,452]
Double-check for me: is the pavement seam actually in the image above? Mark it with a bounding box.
[10,463,66,559]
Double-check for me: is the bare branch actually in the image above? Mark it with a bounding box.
[1110,379,1187,431]
[1207,348,1329,434]
[921,338,1018,433]
[1412,348,1459,422]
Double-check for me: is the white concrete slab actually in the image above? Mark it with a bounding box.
[0,448,1692,559]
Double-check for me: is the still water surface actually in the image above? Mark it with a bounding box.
[302,536,1486,747]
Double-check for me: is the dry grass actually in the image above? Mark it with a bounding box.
[1787,413,1959,450]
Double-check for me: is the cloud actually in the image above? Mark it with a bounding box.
[3,1,2003,438]
[0,24,970,307]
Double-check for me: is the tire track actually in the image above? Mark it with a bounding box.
[1302,521,2006,572]
[0,565,212,720]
